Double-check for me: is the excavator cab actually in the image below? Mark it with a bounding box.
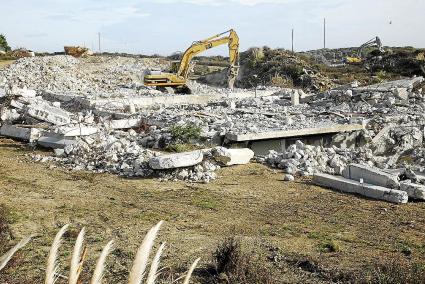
[144,29,240,94]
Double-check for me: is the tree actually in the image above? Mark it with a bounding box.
[0,34,11,52]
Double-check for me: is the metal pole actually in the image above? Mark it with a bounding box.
[291,29,294,52]
[98,32,101,53]
[323,18,326,49]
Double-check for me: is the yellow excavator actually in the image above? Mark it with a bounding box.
[346,36,384,64]
[144,29,240,94]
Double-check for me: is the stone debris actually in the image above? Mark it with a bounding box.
[149,150,204,170]
[212,147,254,166]
[0,55,425,192]
[399,181,425,200]
[0,125,40,142]
[342,163,400,189]
[313,173,408,204]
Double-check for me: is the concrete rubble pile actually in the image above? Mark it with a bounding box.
[0,56,261,182]
[1,55,425,191]
[259,76,425,203]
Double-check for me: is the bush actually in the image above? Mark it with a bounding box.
[169,124,201,144]
[213,237,275,284]
[0,34,11,52]
[366,256,425,284]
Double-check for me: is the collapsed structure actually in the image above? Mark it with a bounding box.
[0,55,424,203]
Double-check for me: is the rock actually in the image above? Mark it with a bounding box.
[149,150,204,170]
[400,180,425,200]
[291,91,300,106]
[26,101,71,125]
[54,148,65,157]
[393,88,408,100]
[0,125,40,142]
[213,147,254,166]
[283,174,295,181]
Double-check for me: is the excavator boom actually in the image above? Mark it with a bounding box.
[144,29,240,93]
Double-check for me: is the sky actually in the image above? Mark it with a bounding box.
[1,0,424,55]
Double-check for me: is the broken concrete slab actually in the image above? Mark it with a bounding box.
[291,91,300,106]
[354,76,424,92]
[342,163,400,189]
[37,135,76,149]
[106,119,141,130]
[0,125,40,142]
[26,102,71,125]
[313,173,408,204]
[400,181,425,200]
[226,124,365,142]
[62,126,98,137]
[213,147,254,166]
[81,90,276,110]
[149,150,204,170]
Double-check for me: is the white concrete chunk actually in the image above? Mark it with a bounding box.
[213,147,254,166]
[62,126,98,137]
[149,150,204,170]
[343,163,399,189]
[0,125,40,142]
[107,119,141,129]
[400,181,425,200]
[27,102,71,125]
[313,173,408,204]
[38,136,76,149]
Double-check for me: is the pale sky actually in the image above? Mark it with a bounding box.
[1,0,424,55]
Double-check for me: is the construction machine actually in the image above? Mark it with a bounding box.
[346,36,384,64]
[144,29,240,94]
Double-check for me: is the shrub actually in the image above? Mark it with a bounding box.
[366,256,425,284]
[213,237,275,284]
[0,34,11,52]
[169,124,201,144]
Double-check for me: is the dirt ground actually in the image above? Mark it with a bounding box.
[0,138,424,283]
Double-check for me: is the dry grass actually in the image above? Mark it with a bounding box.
[0,139,424,283]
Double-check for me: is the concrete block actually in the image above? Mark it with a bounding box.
[400,181,425,200]
[106,119,141,129]
[37,136,76,149]
[149,150,203,170]
[313,173,408,204]
[27,102,71,125]
[213,147,254,166]
[62,126,98,137]
[291,91,300,106]
[0,125,40,142]
[343,163,399,189]
[393,88,408,100]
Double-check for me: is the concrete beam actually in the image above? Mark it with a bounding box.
[0,125,40,142]
[400,181,425,200]
[80,90,276,110]
[226,124,364,142]
[37,136,76,149]
[26,103,71,125]
[342,163,399,189]
[313,173,408,204]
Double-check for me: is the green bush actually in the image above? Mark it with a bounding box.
[0,34,11,52]
[169,124,201,143]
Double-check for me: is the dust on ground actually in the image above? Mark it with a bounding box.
[0,138,424,283]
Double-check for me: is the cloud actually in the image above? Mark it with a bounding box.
[44,5,150,25]
[154,0,294,6]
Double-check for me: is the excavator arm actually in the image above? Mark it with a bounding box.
[177,29,240,88]
[346,36,384,64]
[144,29,240,93]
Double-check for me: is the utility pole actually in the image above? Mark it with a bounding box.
[98,32,101,53]
[323,18,326,49]
[291,29,294,52]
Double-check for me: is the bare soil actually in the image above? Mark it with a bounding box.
[0,138,424,283]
